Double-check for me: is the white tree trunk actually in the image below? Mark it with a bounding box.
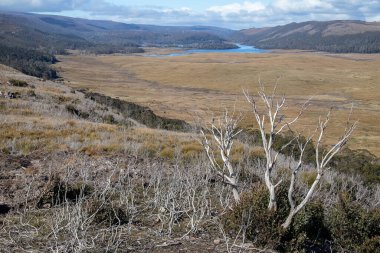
[282,210,296,229]
[232,185,240,203]
[282,174,322,229]
[265,170,277,211]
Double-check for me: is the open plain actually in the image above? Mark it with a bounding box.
[56,50,380,156]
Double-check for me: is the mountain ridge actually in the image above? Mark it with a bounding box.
[1,12,380,79]
[236,20,380,53]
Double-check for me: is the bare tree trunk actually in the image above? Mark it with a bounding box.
[265,172,277,211]
[282,174,322,229]
[282,109,356,229]
[232,185,240,203]
[244,86,309,212]
[282,210,295,229]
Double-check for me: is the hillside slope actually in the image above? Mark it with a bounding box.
[0,11,236,78]
[236,20,380,53]
[0,64,379,252]
[0,12,235,50]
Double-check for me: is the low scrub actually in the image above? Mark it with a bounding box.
[223,185,380,252]
[8,79,29,87]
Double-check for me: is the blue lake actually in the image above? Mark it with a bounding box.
[146,44,268,57]
[169,44,267,56]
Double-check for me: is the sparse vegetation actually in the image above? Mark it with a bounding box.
[1,38,379,252]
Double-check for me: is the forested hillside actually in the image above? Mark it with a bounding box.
[2,12,380,80]
[236,20,380,53]
[0,12,235,79]
[0,44,58,79]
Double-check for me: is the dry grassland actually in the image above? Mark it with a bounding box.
[0,67,207,160]
[56,50,380,155]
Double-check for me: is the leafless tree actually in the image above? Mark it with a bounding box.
[245,82,357,228]
[282,110,357,228]
[200,110,242,203]
[244,84,310,211]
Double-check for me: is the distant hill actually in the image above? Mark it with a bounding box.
[0,11,235,78]
[0,12,235,50]
[1,12,380,79]
[235,20,380,53]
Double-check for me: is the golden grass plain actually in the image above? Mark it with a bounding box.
[55,50,380,156]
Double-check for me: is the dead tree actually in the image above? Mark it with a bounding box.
[282,110,357,228]
[244,85,309,211]
[200,110,242,204]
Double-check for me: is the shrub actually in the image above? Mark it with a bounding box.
[327,193,380,252]
[160,146,175,160]
[331,149,380,185]
[248,146,266,160]
[139,141,159,157]
[103,114,116,124]
[223,184,332,252]
[65,104,89,119]
[8,79,28,87]
[38,180,93,208]
[222,184,289,249]
[91,201,129,226]
[181,141,203,160]
[27,89,36,97]
[358,236,380,253]
[300,171,318,187]
[285,201,331,252]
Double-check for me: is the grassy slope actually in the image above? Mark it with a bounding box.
[0,64,202,158]
[1,64,379,252]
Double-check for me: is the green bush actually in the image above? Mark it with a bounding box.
[327,193,380,252]
[38,179,93,207]
[223,184,333,252]
[285,201,331,252]
[222,184,289,249]
[358,236,380,253]
[91,201,129,226]
[331,149,380,185]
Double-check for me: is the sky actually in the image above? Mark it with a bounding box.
[0,0,380,29]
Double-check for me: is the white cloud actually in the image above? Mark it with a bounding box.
[0,0,90,12]
[273,0,333,12]
[205,0,380,28]
[208,1,265,15]
[0,0,380,28]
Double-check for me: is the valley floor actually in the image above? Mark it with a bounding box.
[1,51,379,252]
[55,49,380,156]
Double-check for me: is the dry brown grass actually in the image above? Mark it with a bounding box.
[56,51,380,155]
[0,68,201,158]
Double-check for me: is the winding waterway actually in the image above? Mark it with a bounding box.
[146,44,268,57]
[169,44,267,56]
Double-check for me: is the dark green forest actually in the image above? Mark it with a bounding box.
[249,32,380,53]
[0,44,58,79]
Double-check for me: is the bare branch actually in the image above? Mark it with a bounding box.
[282,109,357,229]
[200,109,243,203]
